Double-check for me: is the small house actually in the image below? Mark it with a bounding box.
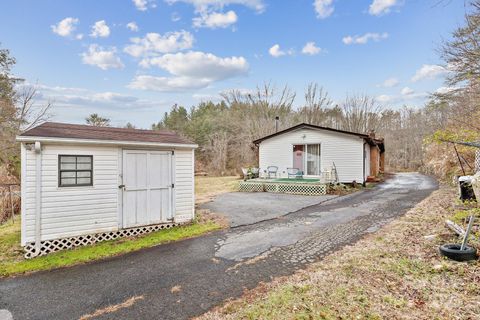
[253,123,385,183]
[17,122,197,257]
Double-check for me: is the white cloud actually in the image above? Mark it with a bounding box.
[90,20,110,38]
[142,51,248,79]
[435,86,458,95]
[130,51,249,92]
[124,31,194,57]
[313,0,334,19]
[193,10,238,29]
[133,0,156,11]
[268,44,294,58]
[51,17,79,37]
[400,86,414,95]
[165,0,265,13]
[342,32,388,45]
[369,0,400,16]
[376,94,392,104]
[302,42,321,55]
[411,64,448,82]
[376,90,427,105]
[127,22,139,32]
[171,12,181,21]
[81,45,124,70]
[379,77,399,87]
[76,34,84,40]
[31,83,162,110]
[129,75,210,91]
[192,93,221,101]
[26,83,169,127]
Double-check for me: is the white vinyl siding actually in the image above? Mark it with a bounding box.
[22,144,119,245]
[258,128,365,183]
[174,149,195,222]
[21,142,196,246]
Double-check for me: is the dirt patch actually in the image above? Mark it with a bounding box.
[198,186,480,320]
[195,209,229,229]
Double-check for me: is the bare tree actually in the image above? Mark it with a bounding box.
[441,0,480,86]
[298,83,332,125]
[0,85,52,178]
[340,94,383,133]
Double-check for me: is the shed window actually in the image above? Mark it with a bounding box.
[58,155,93,187]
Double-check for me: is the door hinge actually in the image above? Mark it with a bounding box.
[171,150,175,155]
[171,183,175,188]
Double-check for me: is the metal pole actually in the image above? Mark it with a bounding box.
[453,144,466,176]
[461,215,475,250]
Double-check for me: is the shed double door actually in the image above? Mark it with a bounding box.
[122,150,174,228]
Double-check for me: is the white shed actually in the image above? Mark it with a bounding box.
[254,123,385,183]
[17,122,197,257]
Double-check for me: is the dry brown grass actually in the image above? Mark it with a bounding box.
[198,186,480,320]
[79,295,144,320]
[195,176,240,205]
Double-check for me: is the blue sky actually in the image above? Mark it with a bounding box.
[0,0,467,127]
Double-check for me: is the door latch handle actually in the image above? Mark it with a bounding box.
[118,184,125,189]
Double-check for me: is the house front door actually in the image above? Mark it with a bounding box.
[293,145,304,171]
[122,150,174,228]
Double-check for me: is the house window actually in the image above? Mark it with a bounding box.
[58,155,93,187]
[306,144,321,175]
[292,144,321,175]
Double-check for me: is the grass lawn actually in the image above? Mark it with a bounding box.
[0,217,220,278]
[199,186,480,320]
[0,176,238,278]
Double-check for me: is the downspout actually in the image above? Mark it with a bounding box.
[34,141,42,257]
[363,141,367,186]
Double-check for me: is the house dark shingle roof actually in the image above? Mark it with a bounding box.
[19,122,194,145]
[253,123,385,151]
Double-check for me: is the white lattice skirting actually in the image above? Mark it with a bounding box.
[24,222,183,259]
[239,181,327,195]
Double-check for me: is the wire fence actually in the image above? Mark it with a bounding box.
[0,184,20,224]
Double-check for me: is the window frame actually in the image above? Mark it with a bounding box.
[292,144,321,176]
[58,155,94,187]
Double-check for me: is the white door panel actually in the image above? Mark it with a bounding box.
[122,150,173,228]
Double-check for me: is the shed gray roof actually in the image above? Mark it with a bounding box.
[19,122,194,145]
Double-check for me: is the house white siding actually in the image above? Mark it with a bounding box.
[174,149,195,222]
[21,143,195,246]
[22,144,120,245]
[258,128,366,183]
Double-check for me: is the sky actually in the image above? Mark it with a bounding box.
[0,0,469,128]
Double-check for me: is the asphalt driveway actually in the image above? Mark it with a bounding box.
[201,192,337,226]
[0,173,437,320]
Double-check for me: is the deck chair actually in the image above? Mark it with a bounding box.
[251,167,259,178]
[241,168,250,181]
[267,166,279,178]
[287,168,303,179]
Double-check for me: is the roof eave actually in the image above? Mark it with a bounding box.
[252,123,371,145]
[16,135,198,149]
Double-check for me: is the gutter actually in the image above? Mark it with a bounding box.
[16,136,198,149]
[363,142,367,185]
